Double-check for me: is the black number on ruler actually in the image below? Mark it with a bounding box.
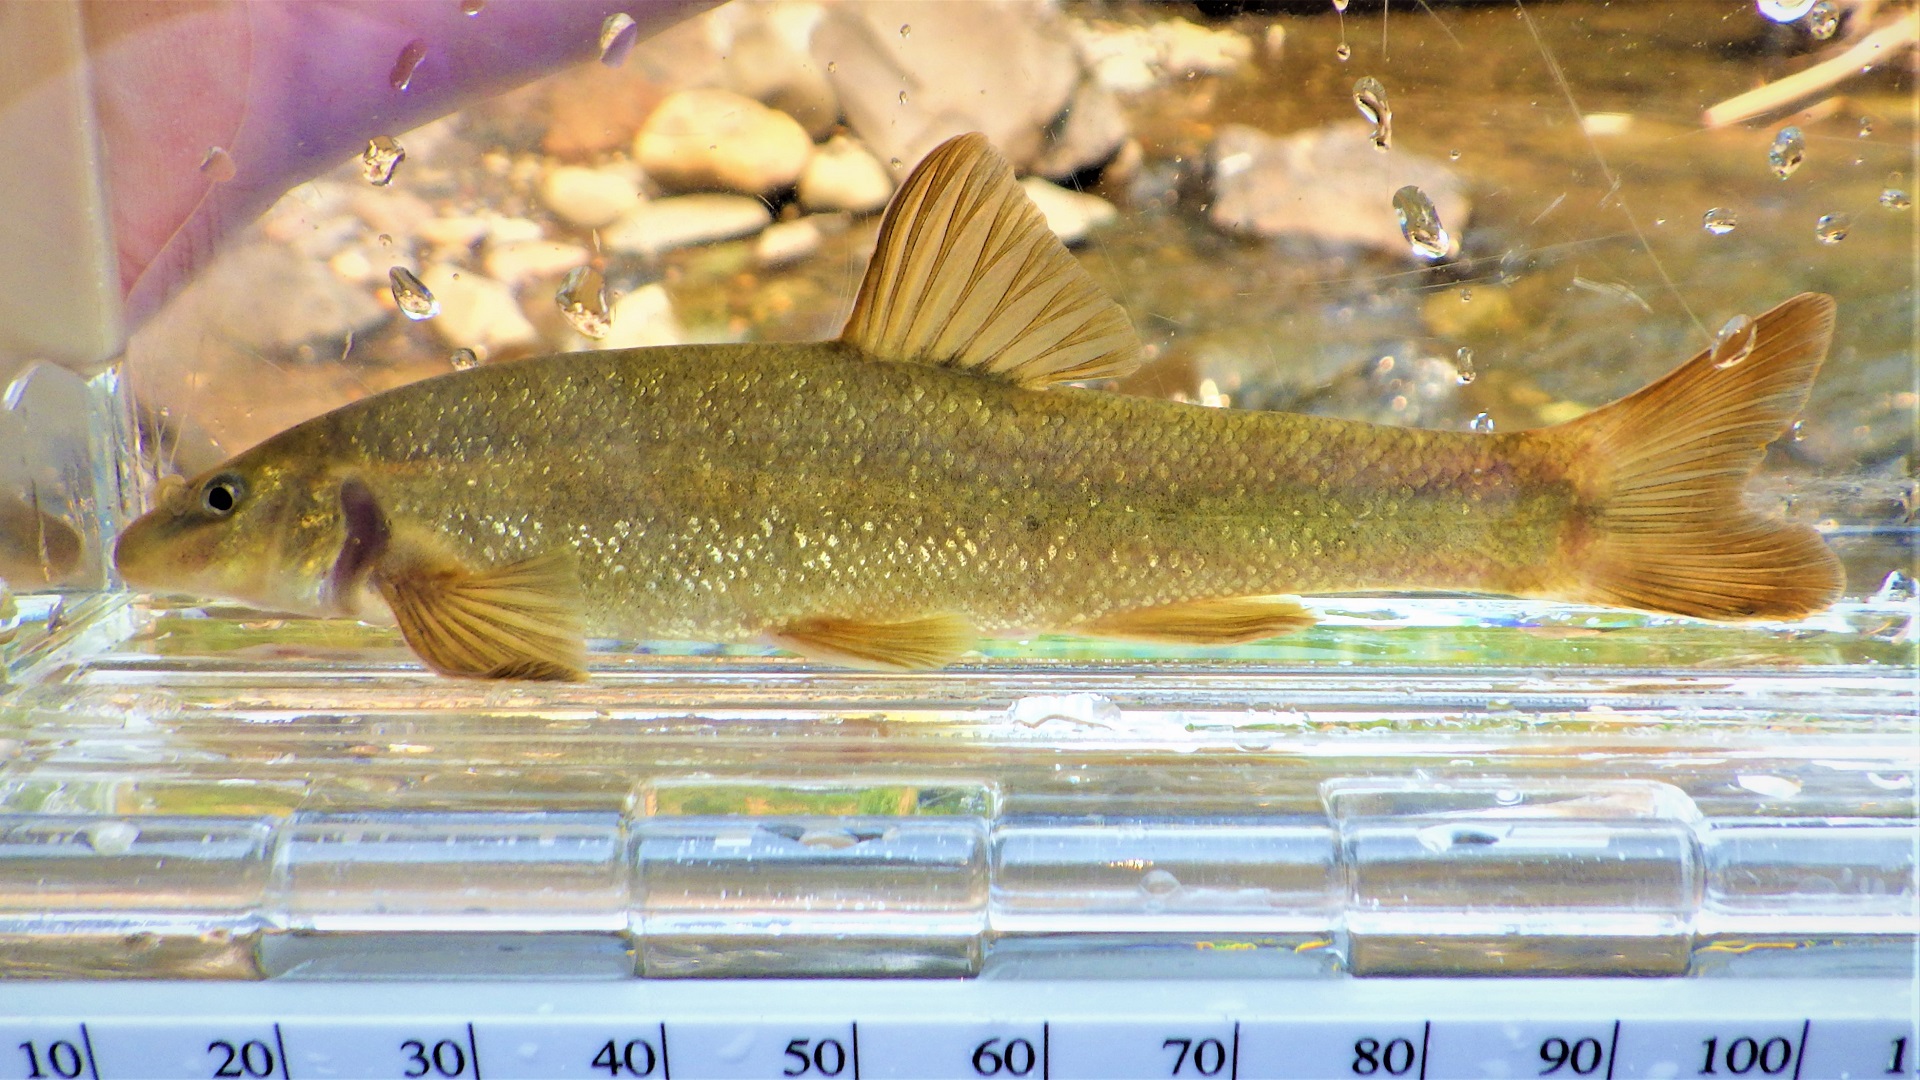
[782,1039,848,1077]
[1889,1037,1909,1076]
[208,1039,277,1079]
[1352,1038,1418,1077]
[1698,1037,1793,1076]
[1539,1038,1605,1076]
[1163,1038,1228,1077]
[403,1028,482,1080]
[972,1038,1038,1077]
[18,1042,85,1080]
[592,1039,659,1077]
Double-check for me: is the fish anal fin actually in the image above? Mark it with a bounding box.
[1541,292,1844,619]
[1080,595,1316,645]
[770,613,975,670]
[374,535,588,681]
[838,132,1143,389]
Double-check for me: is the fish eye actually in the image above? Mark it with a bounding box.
[201,474,244,516]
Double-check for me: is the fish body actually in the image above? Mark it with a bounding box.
[114,134,1843,678]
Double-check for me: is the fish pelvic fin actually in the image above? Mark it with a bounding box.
[1540,292,1843,620]
[1079,595,1316,645]
[770,612,975,670]
[375,531,588,681]
[838,132,1143,389]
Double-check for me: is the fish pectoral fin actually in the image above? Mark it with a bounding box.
[838,132,1143,389]
[374,539,588,681]
[1078,595,1316,645]
[770,613,975,671]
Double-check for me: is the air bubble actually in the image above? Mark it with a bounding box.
[198,146,236,183]
[1736,774,1802,800]
[1790,419,1806,441]
[1453,347,1476,385]
[1767,126,1805,179]
[449,348,480,371]
[1470,412,1495,433]
[1702,207,1738,235]
[556,266,612,339]
[361,136,406,186]
[1391,185,1451,260]
[827,61,838,73]
[1449,149,1461,161]
[889,157,903,170]
[1140,869,1181,896]
[898,90,908,104]
[390,39,427,91]
[1756,0,1816,19]
[1710,313,1757,370]
[460,0,484,14]
[1334,42,1352,61]
[899,23,911,38]
[1353,77,1391,151]
[598,13,638,67]
[389,267,439,320]
[1804,0,1839,39]
[1814,212,1851,244]
[1858,116,1874,138]
[1333,0,1350,10]
[1880,188,1911,210]
[84,821,140,856]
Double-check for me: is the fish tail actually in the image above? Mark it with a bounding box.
[1537,292,1843,619]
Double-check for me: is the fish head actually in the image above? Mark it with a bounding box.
[113,447,349,616]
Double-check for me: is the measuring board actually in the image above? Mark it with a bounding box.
[4,979,1916,1080]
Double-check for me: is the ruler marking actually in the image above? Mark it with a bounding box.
[1791,1019,1811,1080]
[659,1022,671,1080]
[1604,1020,1620,1080]
[272,1022,292,1080]
[1417,1021,1431,1080]
[465,1022,483,1080]
[76,1022,101,1080]
[1042,1021,1050,1080]
[850,1021,861,1080]
[1230,1021,1241,1080]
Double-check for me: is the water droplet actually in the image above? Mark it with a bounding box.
[1757,0,1816,21]
[1454,346,1477,385]
[390,38,427,91]
[1334,42,1352,61]
[1352,77,1391,151]
[1448,148,1461,161]
[1736,774,1802,800]
[898,90,908,104]
[1790,419,1806,441]
[1469,412,1495,433]
[360,136,406,186]
[1332,0,1350,11]
[1710,314,1757,369]
[1140,869,1181,896]
[1702,207,1738,235]
[449,348,479,371]
[1873,570,1915,602]
[198,146,236,183]
[1858,116,1874,138]
[556,266,612,339]
[1804,0,1839,39]
[1814,212,1851,244]
[459,0,484,14]
[1458,287,1473,302]
[598,12,638,67]
[1880,188,1911,210]
[889,157,903,170]
[899,23,911,38]
[1767,126,1805,179]
[389,266,438,320]
[1391,184,1451,260]
[377,233,393,246]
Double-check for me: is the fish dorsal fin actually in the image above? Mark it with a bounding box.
[838,132,1142,389]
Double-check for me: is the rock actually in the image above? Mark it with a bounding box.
[597,284,685,350]
[1208,122,1470,259]
[539,165,642,229]
[1018,178,1118,246]
[797,135,895,214]
[418,264,539,353]
[602,195,774,257]
[718,14,840,140]
[755,218,824,268]
[636,88,813,195]
[814,1,1079,174]
[482,241,590,286]
[1032,79,1130,180]
[1068,17,1252,91]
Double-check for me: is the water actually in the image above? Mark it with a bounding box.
[388,267,439,320]
[389,39,427,91]
[1879,188,1911,210]
[360,136,406,187]
[1701,207,1738,235]
[556,266,612,339]
[1814,212,1851,244]
[1709,314,1757,370]
[1804,1,1839,40]
[1767,127,1805,180]
[198,147,236,183]
[1353,77,1391,151]
[598,14,638,68]
[1453,347,1476,385]
[1391,185,1450,260]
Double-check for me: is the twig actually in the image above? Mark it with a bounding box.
[1702,9,1919,128]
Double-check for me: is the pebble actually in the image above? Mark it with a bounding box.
[1018,177,1118,246]
[596,283,686,350]
[636,88,814,194]
[482,240,591,286]
[719,16,839,140]
[539,165,642,229]
[797,135,894,214]
[754,218,824,268]
[602,194,774,257]
[203,244,386,350]
[1069,17,1252,93]
[1208,122,1470,258]
[418,264,540,352]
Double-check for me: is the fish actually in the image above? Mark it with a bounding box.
[112,132,1844,680]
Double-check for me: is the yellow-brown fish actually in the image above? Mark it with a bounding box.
[112,133,1843,680]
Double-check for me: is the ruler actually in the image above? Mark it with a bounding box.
[3,979,1915,1080]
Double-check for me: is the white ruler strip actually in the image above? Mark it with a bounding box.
[1,979,1913,1080]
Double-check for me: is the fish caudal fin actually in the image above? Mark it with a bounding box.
[770,612,975,670]
[376,539,588,681]
[1541,292,1843,620]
